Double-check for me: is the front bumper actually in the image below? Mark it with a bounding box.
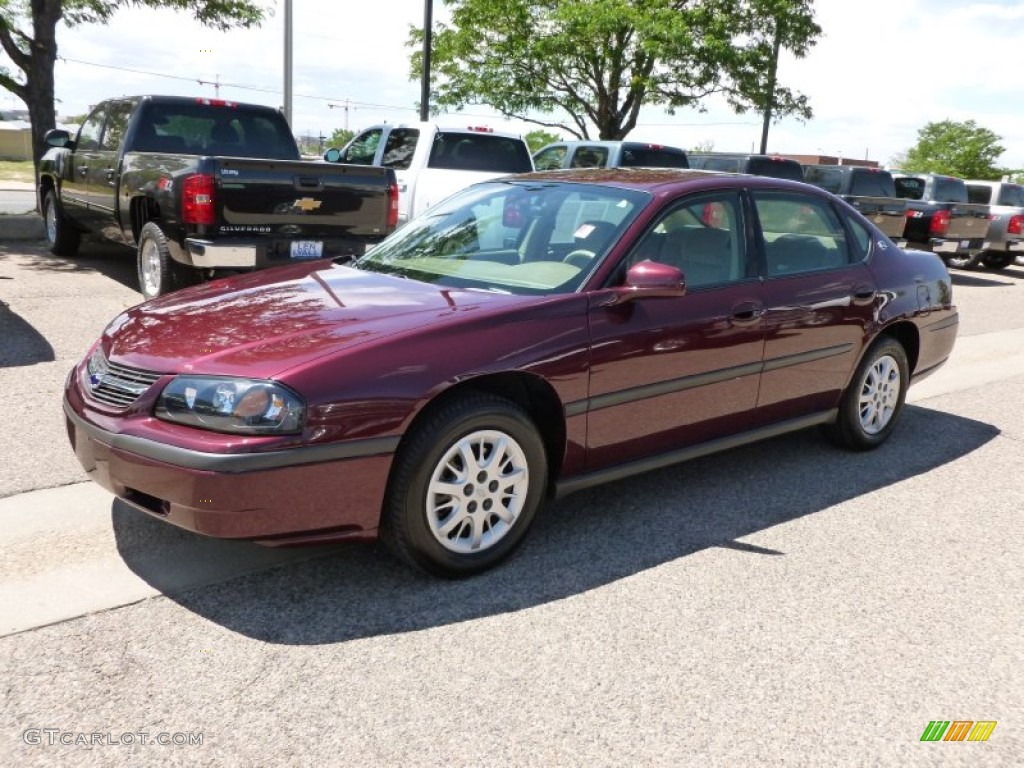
[64,398,396,545]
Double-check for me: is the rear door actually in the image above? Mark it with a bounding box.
[751,189,878,424]
[86,99,133,241]
[63,107,105,221]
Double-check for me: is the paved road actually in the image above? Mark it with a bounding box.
[0,182,36,215]
[0,242,1021,766]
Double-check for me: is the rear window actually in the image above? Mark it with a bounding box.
[894,177,925,200]
[997,184,1024,207]
[428,132,533,173]
[966,184,993,205]
[849,170,896,197]
[802,166,844,194]
[933,176,967,203]
[620,146,689,169]
[746,157,805,181]
[695,156,741,172]
[134,102,299,160]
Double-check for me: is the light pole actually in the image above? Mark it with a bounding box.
[420,0,433,122]
[284,0,293,126]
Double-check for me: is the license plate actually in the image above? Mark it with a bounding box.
[932,241,957,253]
[290,240,324,260]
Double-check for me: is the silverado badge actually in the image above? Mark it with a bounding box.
[292,197,323,212]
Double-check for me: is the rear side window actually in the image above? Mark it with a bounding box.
[101,101,133,152]
[381,128,419,170]
[620,147,689,168]
[533,145,567,171]
[569,146,609,168]
[754,192,851,276]
[849,170,896,197]
[894,177,925,200]
[428,133,533,173]
[746,158,804,181]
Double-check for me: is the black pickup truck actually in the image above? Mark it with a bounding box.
[38,95,398,298]
[890,172,990,268]
[801,164,909,247]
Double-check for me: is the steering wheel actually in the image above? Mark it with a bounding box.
[563,249,596,268]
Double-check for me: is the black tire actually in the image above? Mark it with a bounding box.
[41,188,80,257]
[381,393,548,577]
[981,251,1015,270]
[826,337,909,451]
[944,252,979,270]
[136,221,196,300]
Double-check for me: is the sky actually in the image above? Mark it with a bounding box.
[4,0,1024,169]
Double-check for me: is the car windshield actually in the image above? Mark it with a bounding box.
[352,181,649,295]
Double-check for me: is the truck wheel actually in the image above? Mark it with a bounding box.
[944,252,979,270]
[42,189,81,257]
[137,222,195,300]
[381,393,547,577]
[981,251,1014,270]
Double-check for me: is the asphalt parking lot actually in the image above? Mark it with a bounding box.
[0,237,1021,766]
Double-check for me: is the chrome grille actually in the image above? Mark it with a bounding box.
[89,359,162,408]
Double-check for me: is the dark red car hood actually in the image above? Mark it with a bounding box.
[102,262,531,378]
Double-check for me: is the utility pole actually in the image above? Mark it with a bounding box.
[420,0,433,122]
[759,21,782,155]
[284,0,293,126]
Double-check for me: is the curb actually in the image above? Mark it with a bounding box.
[0,214,44,241]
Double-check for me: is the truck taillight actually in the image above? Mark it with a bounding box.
[387,181,399,229]
[182,173,215,226]
[929,209,951,236]
[1008,214,1024,235]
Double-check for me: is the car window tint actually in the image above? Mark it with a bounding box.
[620,147,689,168]
[746,158,804,181]
[569,146,609,169]
[934,177,967,203]
[844,214,872,261]
[626,192,747,288]
[381,128,419,170]
[533,146,567,171]
[77,110,105,151]
[803,166,844,194]
[428,133,533,173]
[849,170,896,197]
[894,177,925,200]
[100,101,132,152]
[754,192,851,276]
[343,129,383,164]
[966,184,992,205]
[997,185,1024,207]
[136,104,299,159]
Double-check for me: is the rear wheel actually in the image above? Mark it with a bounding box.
[381,393,547,577]
[136,221,196,300]
[42,188,80,257]
[826,337,909,451]
[981,251,1015,270]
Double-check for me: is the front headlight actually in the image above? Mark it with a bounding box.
[155,376,305,435]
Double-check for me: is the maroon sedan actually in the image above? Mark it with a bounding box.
[64,169,958,576]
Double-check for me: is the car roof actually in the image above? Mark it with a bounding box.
[509,166,819,194]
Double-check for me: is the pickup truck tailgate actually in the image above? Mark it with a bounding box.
[844,195,907,240]
[215,158,393,238]
[946,203,991,240]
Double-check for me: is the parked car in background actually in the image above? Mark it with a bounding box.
[891,173,991,269]
[801,164,908,248]
[64,169,957,577]
[533,140,689,170]
[688,152,804,181]
[963,180,1024,270]
[38,95,397,299]
[324,123,533,226]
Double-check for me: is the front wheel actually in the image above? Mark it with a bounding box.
[826,337,909,451]
[42,189,80,257]
[381,393,548,577]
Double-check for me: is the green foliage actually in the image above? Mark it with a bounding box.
[524,129,562,153]
[410,0,820,140]
[327,128,355,149]
[903,120,1006,180]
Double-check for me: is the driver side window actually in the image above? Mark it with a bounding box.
[342,128,383,164]
[77,109,105,151]
[626,193,748,289]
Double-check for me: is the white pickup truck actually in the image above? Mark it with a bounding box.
[325,123,533,225]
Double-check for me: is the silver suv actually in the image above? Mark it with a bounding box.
[964,180,1024,269]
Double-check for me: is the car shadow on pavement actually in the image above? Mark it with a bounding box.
[0,240,139,293]
[112,404,998,645]
[0,299,54,366]
[950,270,1018,288]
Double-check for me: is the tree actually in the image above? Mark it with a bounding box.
[327,127,355,149]
[524,128,561,152]
[903,120,1006,180]
[0,1,268,169]
[410,0,820,140]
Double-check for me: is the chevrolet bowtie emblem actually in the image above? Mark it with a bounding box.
[293,197,322,212]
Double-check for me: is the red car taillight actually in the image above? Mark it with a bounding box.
[929,209,951,236]
[1008,214,1024,235]
[182,173,215,226]
[387,181,399,229]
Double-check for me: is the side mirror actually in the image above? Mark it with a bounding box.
[323,147,342,163]
[605,261,686,304]
[44,128,72,149]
